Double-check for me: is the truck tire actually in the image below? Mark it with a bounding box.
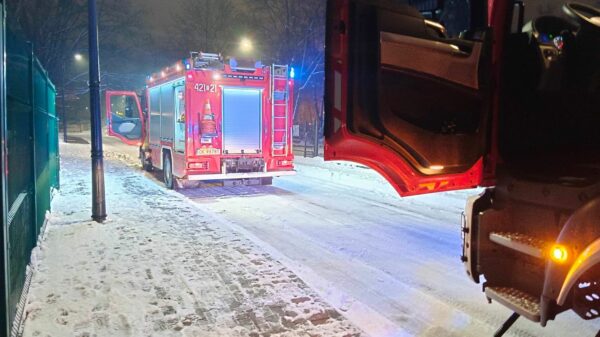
[163,152,174,189]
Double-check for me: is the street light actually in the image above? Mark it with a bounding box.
[240,37,253,53]
[62,53,87,143]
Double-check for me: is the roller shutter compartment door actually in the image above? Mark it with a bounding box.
[222,88,262,154]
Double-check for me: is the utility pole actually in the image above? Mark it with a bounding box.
[88,0,106,222]
[61,62,68,142]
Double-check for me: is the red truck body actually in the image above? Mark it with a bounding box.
[106,53,295,187]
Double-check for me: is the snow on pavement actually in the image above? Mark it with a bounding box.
[46,135,600,337]
[20,143,363,337]
[180,156,600,337]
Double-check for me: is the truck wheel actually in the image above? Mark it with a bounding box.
[140,149,152,172]
[163,153,174,189]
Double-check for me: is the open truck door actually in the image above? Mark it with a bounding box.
[324,0,493,196]
[105,91,145,146]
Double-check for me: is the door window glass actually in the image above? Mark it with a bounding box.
[409,0,475,37]
[109,94,142,140]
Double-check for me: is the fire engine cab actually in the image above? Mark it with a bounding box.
[105,52,295,188]
[325,0,600,335]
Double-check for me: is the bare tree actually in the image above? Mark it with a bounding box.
[7,0,87,79]
[168,0,240,56]
[7,0,153,131]
[242,0,325,123]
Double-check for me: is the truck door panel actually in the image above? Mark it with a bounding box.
[105,91,144,146]
[172,85,186,178]
[325,0,491,196]
[160,85,175,145]
[148,87,161,150]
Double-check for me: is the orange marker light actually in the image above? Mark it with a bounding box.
[551,245,569,263]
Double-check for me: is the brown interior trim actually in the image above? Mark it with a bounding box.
[380,32,482,89]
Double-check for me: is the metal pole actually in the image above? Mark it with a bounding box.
[88,0,106,222]
[313,115,319,157]
[61,62,67,142]
[303,122,308,158]
[493,312,520,337]
[0,2,10,334]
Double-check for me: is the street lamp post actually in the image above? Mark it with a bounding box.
[61,53,85,143]
[61,62,68,143]
[88,0,106,222]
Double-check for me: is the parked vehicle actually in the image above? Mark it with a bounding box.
[324,0,600,335]
[105,52,295,188]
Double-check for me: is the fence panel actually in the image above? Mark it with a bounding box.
[48,83,59,191]
[5,31,36,334]
[33,60,58,232]
[3,29,59,335]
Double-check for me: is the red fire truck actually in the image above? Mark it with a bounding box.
[325,0,600,335]
[105,52,295,188]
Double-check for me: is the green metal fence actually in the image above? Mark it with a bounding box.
[2,26,59,336]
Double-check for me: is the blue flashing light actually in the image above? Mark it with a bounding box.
[290,67,295,79]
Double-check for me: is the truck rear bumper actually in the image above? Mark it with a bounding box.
[187,170,295,181]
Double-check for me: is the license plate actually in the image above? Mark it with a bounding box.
[196,147,220,155]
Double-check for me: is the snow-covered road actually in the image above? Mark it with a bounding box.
[61,133,600,336]
[178,158,600,337]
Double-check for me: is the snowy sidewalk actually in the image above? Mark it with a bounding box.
[20,143,362,337]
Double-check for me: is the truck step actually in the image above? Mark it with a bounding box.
[489,232,548,259]
[485,286,541,322]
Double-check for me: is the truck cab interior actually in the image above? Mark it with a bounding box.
[500,2,600,184]
[327,0,600,183]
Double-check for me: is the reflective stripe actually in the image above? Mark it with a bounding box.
[187,170,295,181]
